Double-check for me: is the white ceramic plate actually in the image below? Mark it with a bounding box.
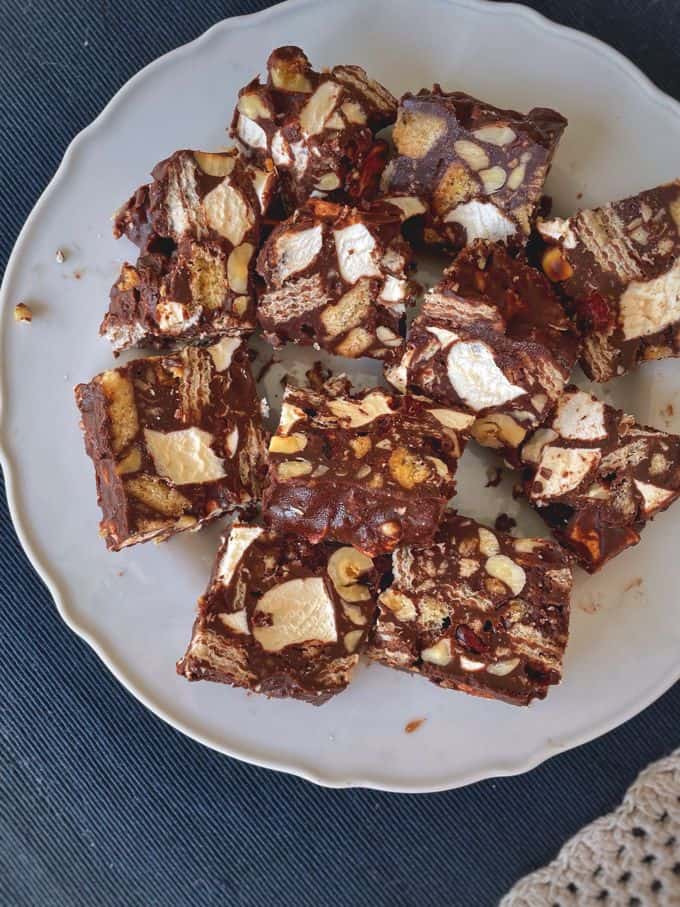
[2,0,680,793]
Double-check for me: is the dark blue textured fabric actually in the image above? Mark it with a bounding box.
[1,2,679,905]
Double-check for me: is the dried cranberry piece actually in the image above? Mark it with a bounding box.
[348,140,389,200]
[455,624,489,654]
[574,292,612,333]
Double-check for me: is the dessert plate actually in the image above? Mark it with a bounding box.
[2,0,680,792]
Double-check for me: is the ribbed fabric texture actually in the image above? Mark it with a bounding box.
[1,2,679,905]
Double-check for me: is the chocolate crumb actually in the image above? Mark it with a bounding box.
[73,270,82,280]
[576,192,583,200]
[306,361,331,391]
[624,577,643,593]
[485,466,503,488]
[512,482,524,500]
[578,598,600,614]
[494,513,516,533]
[14,303,33,323]
[405,718,426,734]
[256,355,275,383]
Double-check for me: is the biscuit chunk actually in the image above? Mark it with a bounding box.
[178,524,381,704]
[367,512,572,706]
[538,180,680,381]
[75,338,265,550]
[381,87,566,251]
[257,199,416,360]
[521,385,680,571]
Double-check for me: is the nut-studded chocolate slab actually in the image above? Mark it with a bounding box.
[387,242,579,463]
[75,337,265,550]
[538,180,680,382]
[178,523,382,704]
[231,46,397,211]
[366,511,572,706]
[263,379,474,556]
[521,385,680,571]
[257,199,416,360]
[105,149,275,352]
[380,87,566,251]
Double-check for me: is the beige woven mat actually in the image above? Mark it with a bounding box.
[501,749,680,906]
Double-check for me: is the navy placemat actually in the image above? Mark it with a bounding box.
[1,2,678,905]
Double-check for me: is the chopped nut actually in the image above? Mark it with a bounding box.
[343,602,368,625]
[426,456,449,478]
[315,172,342,191]
[486,657,520,676]
[344,629,363,653]
[55,248,66,264]
[237,92,272,120]
[227,243,254,294]
[14,303,33,323]
[541,246,574,282]
[300,81,344,136]
[472,124,517,146]
[485,554,526,596]
[232,296,249,316]
[459,655,485,672]
[349,436,372,458]
[276,459,313,479]
[454,139,489,171]
[427,408,475,431]
[269,432,308,453]
[327,547,373,602]
[193,150,236,177]
[388,446,431,490]
[376,325,402,346]
[479,166,507,194]
[421,638,452,666]
[471,413,527,450]
[269,47,313,93]
[506,160,527,191]
[478,527,500,557]
[278,402,308,434]
[334,326,374,357]
[380,520,401,538]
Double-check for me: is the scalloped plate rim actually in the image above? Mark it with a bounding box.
[1,0,679,792]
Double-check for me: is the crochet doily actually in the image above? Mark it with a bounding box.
[501,749,680,906]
